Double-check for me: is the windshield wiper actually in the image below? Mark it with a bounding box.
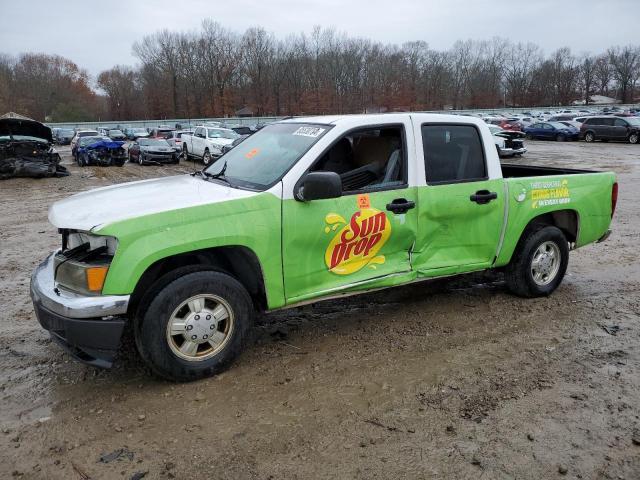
[209,159,228,179]
[193,161,233,186]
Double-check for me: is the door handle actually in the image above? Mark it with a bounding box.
[470,190,498,205]
[386,198,415,214]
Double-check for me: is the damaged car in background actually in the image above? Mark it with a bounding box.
[0,117,68,179]
[75,136,127,167]
[488,125,527,158]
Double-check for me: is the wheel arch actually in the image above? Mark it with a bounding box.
[128,245,268,319]
[502,209,579,265]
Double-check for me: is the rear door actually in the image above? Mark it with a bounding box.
[412,122,505,276]
[599,118,614,139]
[612,118,629,140]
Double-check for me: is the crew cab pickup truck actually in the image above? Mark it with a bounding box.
[180,126,241,165]
[31,114,617,381]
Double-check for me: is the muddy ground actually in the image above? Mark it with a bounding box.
[0,140,638,479]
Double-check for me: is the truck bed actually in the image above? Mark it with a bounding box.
[501,163,596,178]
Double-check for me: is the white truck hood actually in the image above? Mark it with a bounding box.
[209,138,235,147]
[49,174,258,231]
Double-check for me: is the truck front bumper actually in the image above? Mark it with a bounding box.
[30,253,130,368]
[498,147,527,158]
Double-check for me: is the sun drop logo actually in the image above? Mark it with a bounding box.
[324,207,391,275]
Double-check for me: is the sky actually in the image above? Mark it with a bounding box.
[0,0,637,78]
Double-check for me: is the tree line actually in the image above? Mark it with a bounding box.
[1,21,639,122]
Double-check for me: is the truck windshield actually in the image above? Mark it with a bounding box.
[204,123,330,190]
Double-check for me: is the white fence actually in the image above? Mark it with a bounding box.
[46,104,639,130]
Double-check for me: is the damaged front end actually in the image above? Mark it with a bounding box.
[0,118,68,179]
[80,140,127,167]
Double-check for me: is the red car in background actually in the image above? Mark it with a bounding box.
[486,118,523,132]
[149,126,176,140]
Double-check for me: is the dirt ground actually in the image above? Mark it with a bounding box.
[0,140,638,479]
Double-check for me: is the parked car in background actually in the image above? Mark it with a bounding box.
[75,136,127,167]
[70,129,99,156]
[485,118,522,132]
[221,135,249,155]
[487,125,527,158]
[548,114,577,122]
[150,127,175,140]
[165,130,193,153]
[181,126,241,165]
[558,121,582,132]
[54,128,75,145]
[523,122,579,141]
[105,128,126,141]
[124,127,151,140]
[0,117,68,179]
[580,116,640,144]
[128,138,179,165]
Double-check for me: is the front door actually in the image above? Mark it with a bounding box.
[412,123,505,276]
[282,122,418,304]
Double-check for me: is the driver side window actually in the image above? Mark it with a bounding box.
[310,125,406,193]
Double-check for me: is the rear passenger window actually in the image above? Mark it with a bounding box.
[614,119,627,127]
[422,125,486,184]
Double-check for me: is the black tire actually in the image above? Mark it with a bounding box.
[203,149,212,166]
[76,152,83,167]
[505,225,569,298]
[629,132,639,144]
[136,270,253,381]
[584,132,595,143]
[138,152,145,165]
[555,134,565,142]
[182,144,189,159]
[525,133,533,140]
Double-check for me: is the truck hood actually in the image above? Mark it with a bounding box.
[49,174,258,231]
[209,138,235,146]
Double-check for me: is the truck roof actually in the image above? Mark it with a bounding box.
[280,113,486,128]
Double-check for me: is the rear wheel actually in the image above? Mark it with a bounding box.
[584,132,595,143]
[182,144,189,159]
[136,270,253,381]
[629,133,639,144]
[556,134,566,142]
[505,225,569,298]
[525,133,533,140]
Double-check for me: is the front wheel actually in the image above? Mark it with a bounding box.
[136,270,253,381]
[629,133,639,144]
[556,134,566,142]
[203,149,212,166]
[138,153,145,165]
[505,225,569,298]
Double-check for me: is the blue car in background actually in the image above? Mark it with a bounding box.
[523,121,579,141]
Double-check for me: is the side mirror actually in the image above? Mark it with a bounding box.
[295,172,342,201]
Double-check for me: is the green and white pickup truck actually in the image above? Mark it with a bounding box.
[31,114,617,380]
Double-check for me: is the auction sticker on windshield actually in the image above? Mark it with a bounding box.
[293,126,325,137]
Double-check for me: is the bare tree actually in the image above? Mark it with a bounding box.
[608,46,640,103]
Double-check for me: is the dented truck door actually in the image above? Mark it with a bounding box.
[412,121,506,277]
[282,119,419,304]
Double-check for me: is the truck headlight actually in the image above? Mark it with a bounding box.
[54,232,117,295]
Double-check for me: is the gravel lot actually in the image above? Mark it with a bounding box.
[0,140,638,479]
